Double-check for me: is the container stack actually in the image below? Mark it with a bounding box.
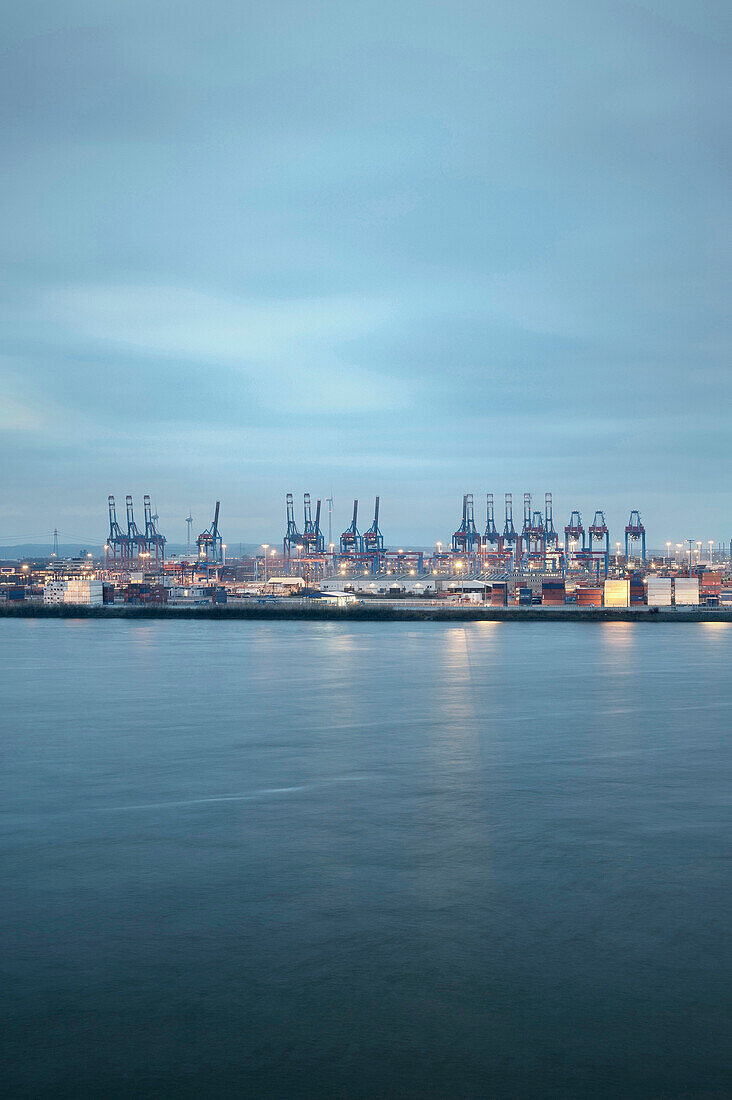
[124,583,168,605]
[576,586,602,606]
[629,577,645,605]
[646,577,672,607]
[699,572,722,606]
[541,580,566,606]
[674,577,700,606]
[491,583,507,607]
[604,579,631,607]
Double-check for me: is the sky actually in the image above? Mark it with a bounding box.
[1,0,730,549]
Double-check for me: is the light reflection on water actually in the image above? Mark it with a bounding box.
[1,619,731,1099]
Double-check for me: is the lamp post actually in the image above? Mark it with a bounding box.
[261,544,269,584]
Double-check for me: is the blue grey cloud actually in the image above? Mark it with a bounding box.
[1,0,730,548]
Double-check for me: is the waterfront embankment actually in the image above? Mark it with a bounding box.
[2,601,731,623]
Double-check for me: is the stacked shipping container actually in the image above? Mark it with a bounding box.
[541,581,566,606]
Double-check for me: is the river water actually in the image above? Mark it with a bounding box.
[2,619,730,1098]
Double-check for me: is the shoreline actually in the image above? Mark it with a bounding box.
[1,603,730,623]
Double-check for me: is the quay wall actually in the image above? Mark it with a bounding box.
[1,601,731,623]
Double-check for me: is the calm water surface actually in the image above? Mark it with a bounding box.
[2,619,730,1098]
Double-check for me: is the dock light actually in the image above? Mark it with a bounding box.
[409,569,415,575]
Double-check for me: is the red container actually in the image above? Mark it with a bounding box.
[576,587,602,606]
[491,584,507,607]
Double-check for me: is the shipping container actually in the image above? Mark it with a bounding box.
[576,587,602,606]
[604,579,630,607]
[491,583,507,607]
[646,578,672,607]
[630,582,645,605]
[542,580,566,605]
[674,578,700,606]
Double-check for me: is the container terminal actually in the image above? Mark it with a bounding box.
[1,491,731,614]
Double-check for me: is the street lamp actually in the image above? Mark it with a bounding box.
[666,541,671,564]
[708,540,714,565]
[222,543,227,566]
[261,544,269,584]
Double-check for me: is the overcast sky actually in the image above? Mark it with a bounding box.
[1,0,730,548]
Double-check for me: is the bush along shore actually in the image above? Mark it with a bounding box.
[1,602,731,623]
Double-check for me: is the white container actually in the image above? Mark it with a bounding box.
[64,579,103,606]
[43,582,66,604]
[674,578,700,606]
[604,579,630,607]
[646,578,672,607]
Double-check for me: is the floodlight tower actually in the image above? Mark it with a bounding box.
[186,513,193,560]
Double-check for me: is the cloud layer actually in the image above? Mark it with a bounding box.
[1,0,730,546]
